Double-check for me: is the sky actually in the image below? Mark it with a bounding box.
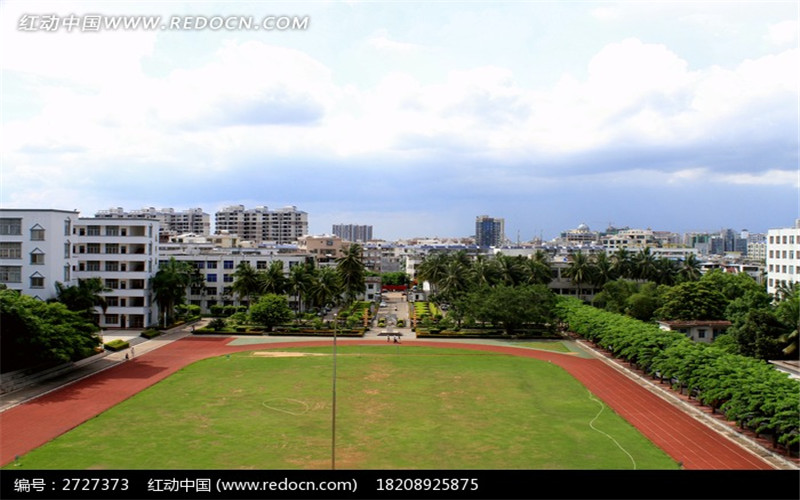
[1,1,798,241]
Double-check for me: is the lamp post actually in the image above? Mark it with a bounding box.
[331,312,338,470]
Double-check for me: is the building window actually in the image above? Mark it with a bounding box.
[105,314,119,325]
[207,261,217,269]
[224,260,234,269]
[106,226,119,236]
[697,329,706,339]
[64,242,70,258]
[205,287,217,296]
[64,219,71,236]
[0,218,22,235]
[207,274,217,282]
[106,244,119,254]
[0,242,22,259]
[30,226,45,241]
[30,251,45,265]
[87,226,101,236]
[87,261,101,271]
[87,243,101,254]
[106,297,119,307]
[64,265,70,282]
[0,266,22,283]
[30,276,45,288]
[105,261,119,272]
[105,279,119,289]
[223,274,233,283]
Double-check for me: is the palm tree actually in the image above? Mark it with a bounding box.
[152,257,194,326]
[565,251,593,299]
[610,248,633,279]
[470,255,501,288]
[336,243,366,305]
[288,263,313,315]
[678,253,702,282]
[653,258,679,286]
[259,261,287,295]
[54,277,109,320]
[310,266,343,310]
[496,253,525,286]
[231,262,261,307]
[591,252,615,288]
[632,247,658,282]
[438,258,470,301]
[416,252,448,293]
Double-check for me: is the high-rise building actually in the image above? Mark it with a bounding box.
[766,220,800,296]
[214,205,308,244]
[475,215,505,248]
[332,224,373,242]
[95,207,210,236]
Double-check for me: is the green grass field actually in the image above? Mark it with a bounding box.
[11,345,677,469]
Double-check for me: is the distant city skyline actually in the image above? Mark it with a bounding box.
[2,1,797,241]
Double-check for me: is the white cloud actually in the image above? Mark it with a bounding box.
[765,20,798,46]
[368,29,426,53]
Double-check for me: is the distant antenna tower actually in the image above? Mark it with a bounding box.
[517,230,520,245]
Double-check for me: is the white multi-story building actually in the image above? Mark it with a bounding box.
[0,209,80,300]
[766,220,800,296]
[72,217,160,329]
[159,243,309,312]
[332,224,373,243]
[0,210,160,329]
[600,228,658,251]
[215,205,308,244]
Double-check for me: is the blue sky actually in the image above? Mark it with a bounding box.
[1,1,798,241]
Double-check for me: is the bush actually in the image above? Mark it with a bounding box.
[209,318,227,331]
[104,339,130,351]
[140,329,161,339]
[209,305,224,317]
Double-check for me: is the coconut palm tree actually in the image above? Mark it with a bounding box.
[259,261,287,295]
[416,252,448,293]
[288,263,314,315]
[152,257,195,326]
[336,243,366,305]
[54,277,109,320]
[310,266,343,310]
[231,262,261,307]
[610,248,633,280]
[565,251,593,299]
[470,255,501,288]
[678,253,702,282]
[632,247,658,282]
[591,252,615,288]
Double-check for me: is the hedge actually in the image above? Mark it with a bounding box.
[104,339,130,351]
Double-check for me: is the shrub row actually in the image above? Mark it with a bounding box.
[555,297,800,454]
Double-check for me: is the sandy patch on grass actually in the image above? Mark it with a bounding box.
[251,351,327,357]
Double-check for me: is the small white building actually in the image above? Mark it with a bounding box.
[658,320,732,343]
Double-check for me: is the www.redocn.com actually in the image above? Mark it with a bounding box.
[18,14,310,32]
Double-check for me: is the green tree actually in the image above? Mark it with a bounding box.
[678,254,702,282]
[152,258,195,326]
[53,278,109,322]
[249,294,292,332]
[728,309,790,360]
[632,247,658,282]
[288,263,314,315]
[258,261,287,295]
[310,266,343,309]
[231,262,261,306]
[469,284,556,335]
[336,243,366,305]
[610,248,633,280]
[1,290,101,372]
[564,251,593,298]
[656,281,728,321]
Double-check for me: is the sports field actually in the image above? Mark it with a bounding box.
[10,345,677,469]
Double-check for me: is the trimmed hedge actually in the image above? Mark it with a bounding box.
[555,297,800,454]
[104,339,130,351]
[140,329,161,339]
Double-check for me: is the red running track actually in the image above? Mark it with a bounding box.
[0,337,774,469]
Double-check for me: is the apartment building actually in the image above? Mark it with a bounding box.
[332,224,373,243]
[766,221,800,296]
[475,215,505,248]
[215,205,308,244]
[72,217,160,329]
[96,207,210,237]
[0,209,80,300]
